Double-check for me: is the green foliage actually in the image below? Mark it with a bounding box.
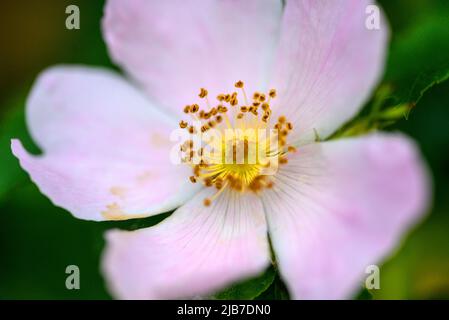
[0,96,38,203]
[214,266,276,300]
[330,13,449,140]
[0,183,111,299]
[255,272,290,300]
[356,288,373,300]
[384,14,449,107]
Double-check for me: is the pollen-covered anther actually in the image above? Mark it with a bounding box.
[191,104,200,113]
[201,124,209,133]
[234,80,244,88]
[199,88,208,98]
[179,120,188,129]
[188,126,196,134]
[229,93,238,106]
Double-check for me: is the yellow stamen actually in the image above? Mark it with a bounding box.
[178,82,296,206]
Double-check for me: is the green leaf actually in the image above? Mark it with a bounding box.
[255,272,290,300]
[330,13,449,140]
[100,211,172,231]
[213,266,276,300]
[384,13,449,107]
[356,288,373,300]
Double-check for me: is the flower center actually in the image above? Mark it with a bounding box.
[178,81,295,206]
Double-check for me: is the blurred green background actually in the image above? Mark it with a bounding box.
[0,0,448,299]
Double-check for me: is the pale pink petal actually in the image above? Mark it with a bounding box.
[270,0,389,143]
[263,134,430,299]
[102,0,282,117]
[12,66,197,221]
[102,188,270,299]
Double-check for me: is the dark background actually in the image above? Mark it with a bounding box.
[0,0,448,299]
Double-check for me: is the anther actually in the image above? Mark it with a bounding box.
[191,104,199,113]
[203,112,212,120]
[217,105,228,113]
[189,176,197,183]
[188,126,196,134]
[179,120,188,129]
[215,178,223,189]
[204,178,213,187]
[234,81,244,88]
[199,88,208,98]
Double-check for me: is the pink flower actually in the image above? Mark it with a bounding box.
[11,0,430,299]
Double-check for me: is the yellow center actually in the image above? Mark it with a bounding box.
[178,81,295,206]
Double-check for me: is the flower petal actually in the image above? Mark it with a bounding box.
[102,188,270,299]
[102,0,282,117]
[12,66,197,221]
[270,0,389,143]
[263,134,430,299]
